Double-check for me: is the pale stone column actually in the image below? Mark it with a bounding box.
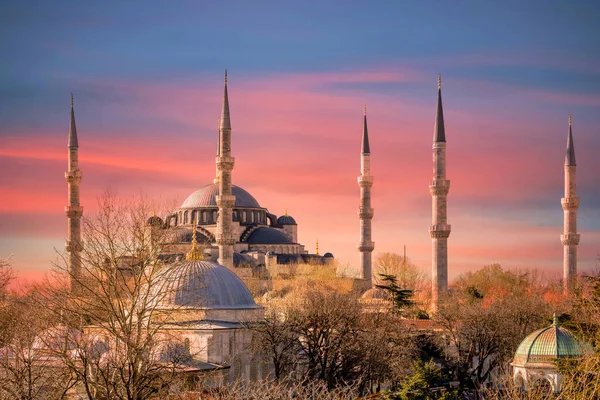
[216,72,236,268]
[65,95,83,294]
[429,77,451,312]
[357,107,374,289]
[561,114,579,292]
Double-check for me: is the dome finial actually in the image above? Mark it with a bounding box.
[569,113,572,126]
[186,227,204,261]
[316,238,319,256]
[284,208,288,216]
[71,92,74,108]
[224,69,227,84]
[363,104,366,116]
[553,313,559,326]
[438,74,441,89]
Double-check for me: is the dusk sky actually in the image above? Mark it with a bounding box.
[1,1,600,284]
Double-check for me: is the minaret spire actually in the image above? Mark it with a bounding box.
[65,94,83,294]
[216,71,236,268]
[357,106,374,289]
[433,75,446,143]
[561,113,580,292]
[429,75,451,312]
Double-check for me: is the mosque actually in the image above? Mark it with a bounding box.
[58,71,586,389]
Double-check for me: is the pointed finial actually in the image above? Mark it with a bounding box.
[71,93,74,108]
[437,74,441,89]
[316,239,319,256]
[224,70,228,84]
[186,227,204,261]
[363,104,366,116]
[569,113,572,125]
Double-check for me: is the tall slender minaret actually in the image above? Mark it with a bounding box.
[561,114,580,292]
[216,71,236,268]
[65,94,83,293]
[429,76,451,311]
[357,105,374,288]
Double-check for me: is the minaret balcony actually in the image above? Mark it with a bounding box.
[561,197,580,210]
[65,205,83,218]
[358,207,374,219]
[65,170,82,183]
[357,241,375,252]
[357,176,373,186]
[429,224,451,239]
[561,233,580,246]
[65,239,83,253]
[216,156,235,171]
[429,180,450,196]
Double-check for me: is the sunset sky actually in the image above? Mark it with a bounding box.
[1,1,600,284]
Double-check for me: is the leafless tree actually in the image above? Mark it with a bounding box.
[0,289,76,400]
[436,269,550,393]
[39,193,190,400]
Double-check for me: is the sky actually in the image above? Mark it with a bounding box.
[1,0,600,284]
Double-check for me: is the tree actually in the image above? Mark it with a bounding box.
[436,266,550,393]
[374,253,429,312]
[41,193,189,400]
[253,289,416,393]
[248,306,299,380]
[376,273,414,312]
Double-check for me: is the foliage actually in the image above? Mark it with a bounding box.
[380,360,459,400]
[376,273,414,311]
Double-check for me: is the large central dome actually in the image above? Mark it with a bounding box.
[181,184,261,209]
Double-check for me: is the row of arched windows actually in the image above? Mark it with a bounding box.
[174,208,267,226]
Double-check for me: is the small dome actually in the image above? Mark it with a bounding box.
[361,287,390,300]
[323,252,334,258]
[513,316,593,367]
[159,260,259,310]
[181,184,261,209]
[246,227,293,244]
[277,215,297,225]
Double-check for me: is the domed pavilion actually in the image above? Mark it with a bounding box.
[512,314,594,393]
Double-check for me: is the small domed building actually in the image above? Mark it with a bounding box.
[512,314,594,393]
[148,236,267,384]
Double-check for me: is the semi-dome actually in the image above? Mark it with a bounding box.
[181,184,261,209]
[159,260,260,310]
[277,215,297,225]
[513,315,593,367]
[246,227,294,244]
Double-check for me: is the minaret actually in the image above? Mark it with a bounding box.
[561,114,580,292]
[357,105,374,288]
[429,76,451,311]
[65,94,83,293]
[216,71,236,268]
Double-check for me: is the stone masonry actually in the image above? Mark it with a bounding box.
[561,114,579,292]
[65,94,83,293]
[216,71,236,268]
[357,106,374,288]
[429,76,451,312]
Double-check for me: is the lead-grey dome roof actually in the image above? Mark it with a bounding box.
[181,184,261,209]
[246,227,294,244]
[159,260,259,309]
